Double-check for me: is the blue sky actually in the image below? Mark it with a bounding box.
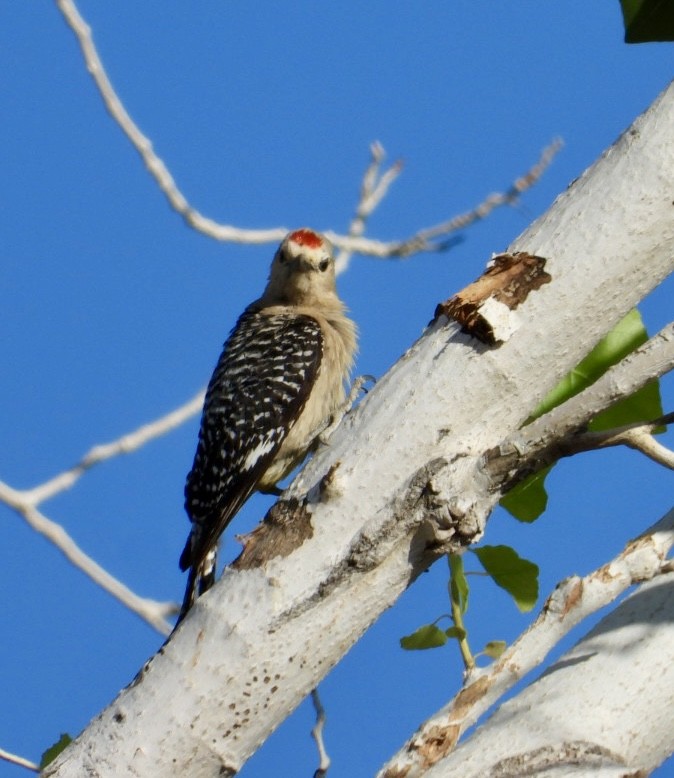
[1,2,673,776]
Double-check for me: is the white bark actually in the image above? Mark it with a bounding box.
[425,571,674,777]
[46,82,674,777]
[380,508,674,777]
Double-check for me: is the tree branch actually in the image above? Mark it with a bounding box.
[401,139,563,251]
[0,481,174,635]
[0,397,205,633]
[55,0,285,247]
[334,141,403,275]
[486,322,674,487]
[23,391,204,506]
[420,568,674,776]
[55,0,559,258]
[378,507,674,777]
[0,747,39,773]
[557,412,674,468]
[311,689,330,778]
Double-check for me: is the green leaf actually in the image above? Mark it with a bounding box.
[400,624,448,650]
[483,640,507,659]
[449,553,469,615]
[501,310,662,522]
[590,379,663,432]
[40,733,73,769]
[531,310,650,420]
[472,545,539,612]
[444,626,467,640]
[620,0,674,42]
[499,466,550,523]
[543,307,663,432]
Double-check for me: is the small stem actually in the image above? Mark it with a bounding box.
[311,688,330,777]
[448,554,475,671]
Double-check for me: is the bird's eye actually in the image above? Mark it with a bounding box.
[319,258,330,272]
[278,250,289,264]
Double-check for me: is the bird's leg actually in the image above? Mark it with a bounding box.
[318,374,376,445]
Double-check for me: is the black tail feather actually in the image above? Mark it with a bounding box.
[176,547,218,625]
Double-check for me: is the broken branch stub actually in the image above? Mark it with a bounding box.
[435,253,551,346]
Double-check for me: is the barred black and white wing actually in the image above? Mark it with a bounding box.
[179,308,323,616]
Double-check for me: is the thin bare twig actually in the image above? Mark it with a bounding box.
[0,481,175,634]
[400,138,564,251]
[618,425,674,468]
[56,0,561,259]
[0,747,39,773]
[54,0,286,247]
[0,397,206,633]
[334,142,403,275]
[24,391,204,506]
[561,412,674,469]
[311,688,331,778]
[379,507,674,777]
[327,138,562,256]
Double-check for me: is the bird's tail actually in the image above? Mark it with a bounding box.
[176,547,217,624]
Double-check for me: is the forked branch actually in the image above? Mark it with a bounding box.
[55,0,561,258]
[0,392,205,634]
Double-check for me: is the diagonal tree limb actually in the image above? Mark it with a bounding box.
[378,507,674,777]
[485,322,674,488]
[42,81,674,777]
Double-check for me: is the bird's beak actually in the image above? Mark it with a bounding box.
[293,254,315,272]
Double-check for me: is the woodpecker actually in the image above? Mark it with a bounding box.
[178,228,357,620]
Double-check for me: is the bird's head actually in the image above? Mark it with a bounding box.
[263,228,339,307]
